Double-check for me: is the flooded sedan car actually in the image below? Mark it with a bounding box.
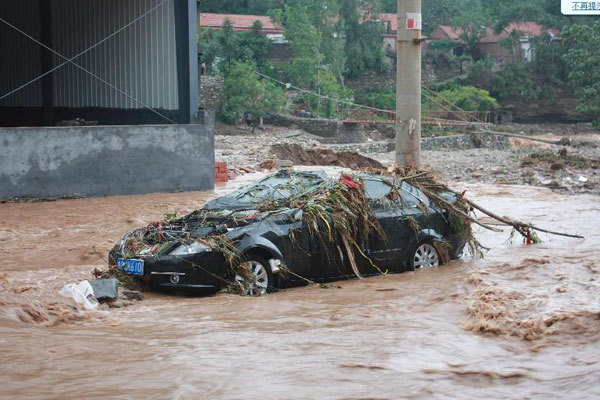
[109,170,466,296]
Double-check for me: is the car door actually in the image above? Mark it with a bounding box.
[304,179,398,281]
[263,211,316,285]
[361,178,405,273]
[310,178,417,279]
[391,182,436,268]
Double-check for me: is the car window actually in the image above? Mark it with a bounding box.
[363,179,393,201]
[399,181,429,207]
[399,190,420,207]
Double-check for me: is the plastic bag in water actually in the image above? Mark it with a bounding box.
[59,280,99,311]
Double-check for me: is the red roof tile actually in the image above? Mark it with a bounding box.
[200,13,282,33]
[431,22,559,44]
[502,22,560,39]
[431,25,463,41]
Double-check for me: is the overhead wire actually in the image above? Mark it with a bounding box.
[421,84,486,124]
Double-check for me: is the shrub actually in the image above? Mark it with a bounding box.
[437,86,499,111]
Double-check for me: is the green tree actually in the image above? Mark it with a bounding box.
[201,19,272,73]
[467,57,496,90]
[219,62,286,124]
[270,0,351,117]
[355,87,396,110]
[217,19,239,68]
[200,28,221,73]
[452,1,490,61]
[563,22,600,123]
[238,20,272,68]
[424,0,470,32]
[338,0,387,78]
[531,34,567,86]
[271,0,344,78]
[491,62,536,101]
[380,0,395,12]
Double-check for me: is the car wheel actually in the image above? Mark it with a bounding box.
[408,242,440,271]
[234,256,272,296]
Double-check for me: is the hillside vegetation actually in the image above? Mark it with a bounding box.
[200,1,600,126]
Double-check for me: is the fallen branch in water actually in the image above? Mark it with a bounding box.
[451,193,584,239]
[426,192,503,233]
[372,165,585,244]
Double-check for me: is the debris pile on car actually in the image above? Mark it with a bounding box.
[290,174,386,279]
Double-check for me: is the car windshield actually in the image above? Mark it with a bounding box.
[361,176,430,208]
[363,179,393,200]
[399,181,429,206]
[205,170,327,210]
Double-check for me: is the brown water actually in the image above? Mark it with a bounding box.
[1,178,599,399]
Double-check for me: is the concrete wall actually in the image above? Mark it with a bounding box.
[0,116,215,199]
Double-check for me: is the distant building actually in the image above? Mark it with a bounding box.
[430,22,560,62]
[376,13,398,56]
[198,12,289,61]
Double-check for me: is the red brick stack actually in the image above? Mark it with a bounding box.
[215,161,228,183]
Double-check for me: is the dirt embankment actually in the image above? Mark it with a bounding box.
[269,143,384,169]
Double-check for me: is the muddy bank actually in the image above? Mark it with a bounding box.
[270,143,383,169]
[0,178,599,399]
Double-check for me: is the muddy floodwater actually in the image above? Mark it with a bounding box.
[1,176,599,399]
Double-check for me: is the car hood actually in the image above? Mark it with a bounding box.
[117,207,298,258]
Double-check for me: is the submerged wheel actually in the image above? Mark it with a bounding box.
[408,242,440,271]
[234,257,272,296]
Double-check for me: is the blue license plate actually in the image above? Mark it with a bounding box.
[117,258,144,276]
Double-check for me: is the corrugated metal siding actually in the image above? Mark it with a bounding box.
[0,0,42,107]
[51,0,178,110]
[0,0,178,110]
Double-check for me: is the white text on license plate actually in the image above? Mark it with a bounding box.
[117,258,144,276]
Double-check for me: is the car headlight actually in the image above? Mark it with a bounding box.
[170,241,212,256]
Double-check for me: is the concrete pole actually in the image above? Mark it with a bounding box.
[395,0,422,166]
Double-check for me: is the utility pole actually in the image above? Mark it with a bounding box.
[395,0,422,166]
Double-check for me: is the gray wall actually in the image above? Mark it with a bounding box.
[0,118,215,198]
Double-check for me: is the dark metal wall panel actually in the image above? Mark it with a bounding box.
[0,0,42,107]
[51,0,178,110]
